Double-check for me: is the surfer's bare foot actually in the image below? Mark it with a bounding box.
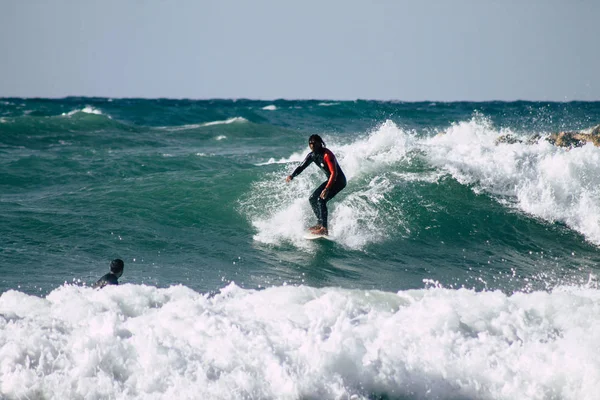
[312,226,328,235]
[309,224,323,233]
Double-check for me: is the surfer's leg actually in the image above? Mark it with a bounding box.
[309,182,328,226]
[325,177,346,202]
[320,177,347,229]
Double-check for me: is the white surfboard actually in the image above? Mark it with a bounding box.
[303,232,334,241]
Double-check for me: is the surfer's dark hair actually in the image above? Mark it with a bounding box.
[110,259,124,274]
[308,134,326,147]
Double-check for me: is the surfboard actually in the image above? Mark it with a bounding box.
[303,232,334,241]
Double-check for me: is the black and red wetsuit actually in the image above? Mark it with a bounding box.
[290,148,346,229]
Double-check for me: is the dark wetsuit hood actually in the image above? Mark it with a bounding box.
[110,259,124,278]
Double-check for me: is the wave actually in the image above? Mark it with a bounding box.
[243,115,600,249]
[62,106,107,117]
[1,283,598,400]
[241,120,418,249]
[425,114,600,245]
[254,154,305,166]
[156,117,248,132]
[0,106,114,130]
[202,117,248,127]
[0,110,127,147]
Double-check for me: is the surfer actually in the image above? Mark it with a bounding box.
[286,134,346,235]
[93,259,124,288]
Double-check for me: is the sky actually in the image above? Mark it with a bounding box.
[0,0,598,101]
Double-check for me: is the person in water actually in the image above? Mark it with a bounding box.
[286,134,346,235]
[93,259,124,288]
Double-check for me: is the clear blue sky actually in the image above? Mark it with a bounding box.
[1,0,598,100]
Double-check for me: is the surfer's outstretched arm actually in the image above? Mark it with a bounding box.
[286,153,313,181]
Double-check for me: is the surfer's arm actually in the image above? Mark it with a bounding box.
[288,153,313,180]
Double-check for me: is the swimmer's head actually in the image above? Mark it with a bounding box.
[110,259,124,278]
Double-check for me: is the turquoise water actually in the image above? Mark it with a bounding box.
[2,98,600,399]
[2,99,599,294]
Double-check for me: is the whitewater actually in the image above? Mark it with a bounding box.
[2,283,600,400]
[2,98,600,399]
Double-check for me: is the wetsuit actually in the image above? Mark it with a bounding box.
[290,148,346,229]
[93,272,119,289]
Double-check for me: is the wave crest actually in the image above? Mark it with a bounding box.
[1,283,599,399]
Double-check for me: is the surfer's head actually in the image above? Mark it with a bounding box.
[110,259,124,278]
[308,135,325,152]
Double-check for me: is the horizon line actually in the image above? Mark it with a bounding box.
[1,96,599,103]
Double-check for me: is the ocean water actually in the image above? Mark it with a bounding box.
[2,98,600,399]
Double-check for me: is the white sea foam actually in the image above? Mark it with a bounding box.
[202,117,248,127]
[262,105,277,111]
[424,114,600,245]
[336,119,416,181]
[62,106,105,117]
[82,106,102,115]
[255,153,305,166]
[255,158,289,166]
[160,123,204,131]
[154,118,247,132]
[215,135,227,141]
[318,102,340,106]
[1,283,599,400]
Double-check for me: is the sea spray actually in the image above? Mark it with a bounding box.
[2,283,600,399]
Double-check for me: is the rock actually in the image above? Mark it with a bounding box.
[495,134,522,145]
[545,132,587,148]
